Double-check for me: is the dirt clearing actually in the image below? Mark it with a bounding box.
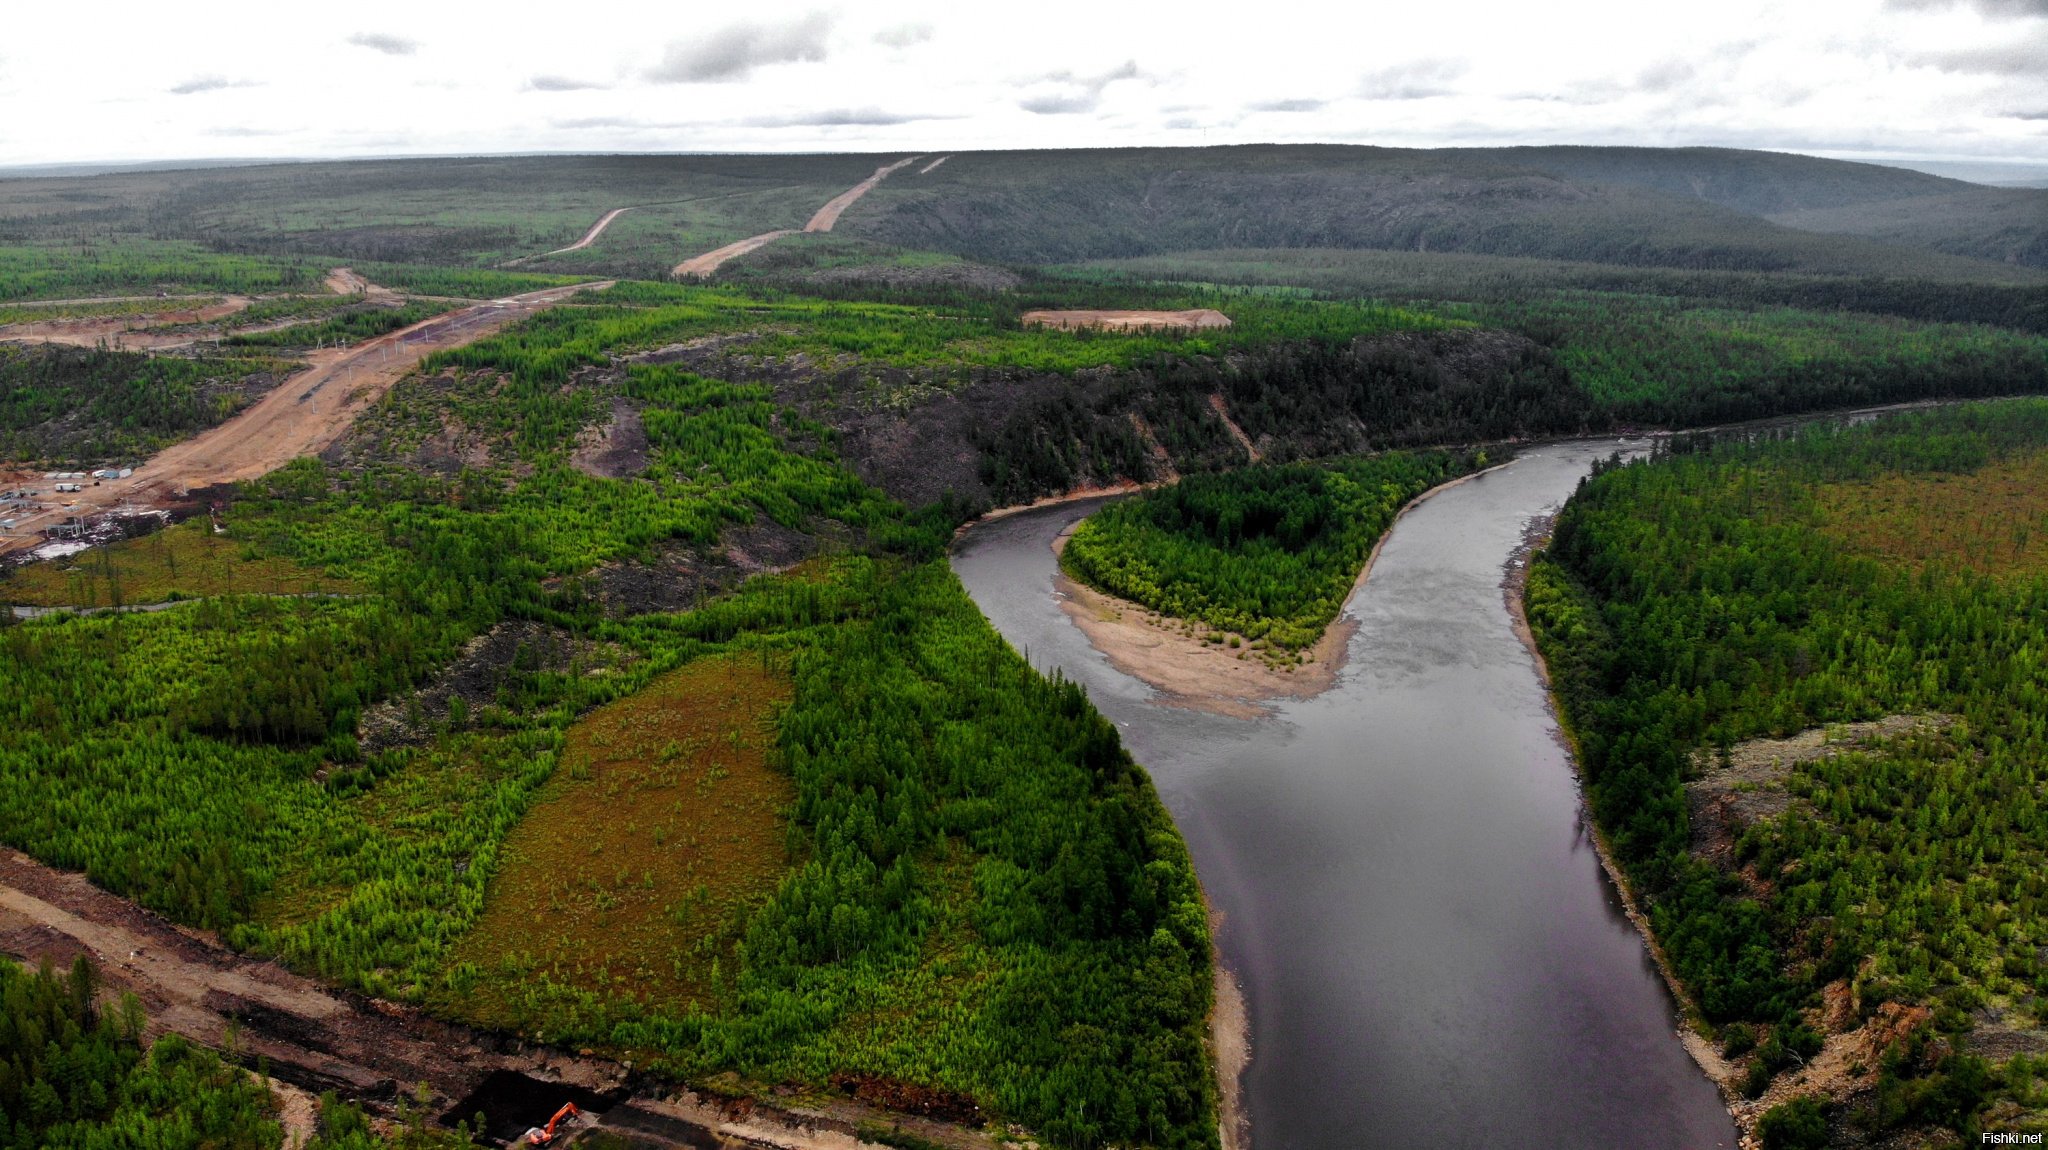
[0,279,611,557]
[1021,308,1232,332]
[322,267,399,302]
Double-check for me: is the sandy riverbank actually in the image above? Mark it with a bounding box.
[1044,461,1515,719]
[1209,910,1251,1150]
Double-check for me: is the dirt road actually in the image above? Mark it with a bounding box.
[919,156,950,174]
[670,229,796,278]
[1021,308,1233,332]
[669,158,919,278]
[547,207,633,255]
[0,280,611,557]
[0,268,393,351]
[0,297,254,350]
[804,156,919,232]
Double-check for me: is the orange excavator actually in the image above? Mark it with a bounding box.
[521,1102,580,1147]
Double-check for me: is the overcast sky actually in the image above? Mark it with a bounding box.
[1,0,2042,167]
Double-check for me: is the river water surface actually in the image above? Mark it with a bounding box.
[951,440,1738,1150]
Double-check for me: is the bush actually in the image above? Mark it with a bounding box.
[1756,1097,1829,1150]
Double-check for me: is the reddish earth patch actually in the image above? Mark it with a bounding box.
[445,655,794,1023]
[1020,308,1232,332]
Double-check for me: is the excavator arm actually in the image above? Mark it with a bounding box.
[521,1102,580,1147]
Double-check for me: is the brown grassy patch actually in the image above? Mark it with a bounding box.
[1,518,356,606]
[446,654,794,1022]
[1815,449,2048,579]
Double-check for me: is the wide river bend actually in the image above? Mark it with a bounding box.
[951,439,1738,1150]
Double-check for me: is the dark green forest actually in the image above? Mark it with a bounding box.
[1529,400,2048,1139]
[0,959,277,1150]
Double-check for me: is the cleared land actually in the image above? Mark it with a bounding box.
[1,517,355,606]
[0,278,610,555]
[1021,308,1233,332]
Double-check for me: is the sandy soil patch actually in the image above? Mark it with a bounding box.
[322,267,398,303]
[1209,919,1250,1150]
[1021,308,1233,333]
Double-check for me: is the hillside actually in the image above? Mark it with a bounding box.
[842,145,2047,275]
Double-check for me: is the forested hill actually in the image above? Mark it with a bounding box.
[844,145,2047,273]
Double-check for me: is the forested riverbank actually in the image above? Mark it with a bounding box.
[1528,399,2048,1144]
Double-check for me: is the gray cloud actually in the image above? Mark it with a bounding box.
[1635,58,1696,93]
[648,14,832,83]
[744,106,955,127]
[1018,60,1142,115]
[1248,98,1327,112]
[1886,0,2048,17]
[204,126,286,137]
[550,116,685,130]
[2010,108,2048,118]
[1359,58,1468,100]
[525,75,607,92]
[346,32,418,56]
[170,75,259,96]
[1915,33,2048,73]
[874,22,933,48]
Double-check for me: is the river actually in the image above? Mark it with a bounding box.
[950,439,1738,1150]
